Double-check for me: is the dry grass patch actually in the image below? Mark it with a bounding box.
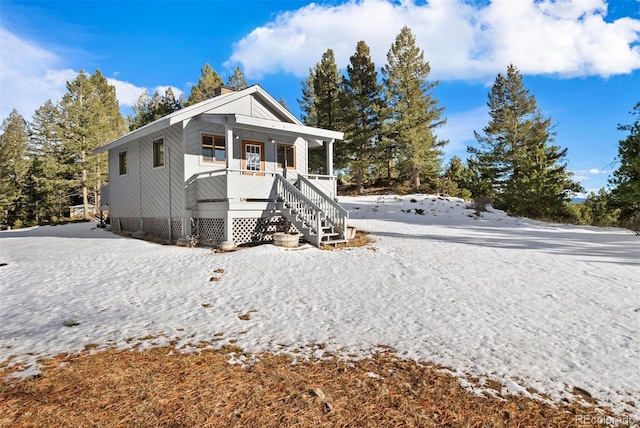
[322,229,373,251]
[1,348,629,427]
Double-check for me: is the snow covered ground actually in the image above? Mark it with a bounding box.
[1,194,639,418]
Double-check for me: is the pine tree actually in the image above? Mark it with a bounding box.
[26,100,67,222]
[609,102,640,222]
[468,64,582,219]
[128,87,182,130]
[300,49,343,174]
[0,110,30,228]
[186,63,223,106]
[226,67,248,90]
[299,71,317,126]
[57,70,126,220]
[381,26,447,192]
[340,40,382,193]
[277,97,289,111]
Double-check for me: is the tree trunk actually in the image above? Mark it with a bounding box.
[356,169,364,195]
[82,150,90,221]
[413,165,420,193]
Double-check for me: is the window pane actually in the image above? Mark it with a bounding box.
[278,145,294,168]
[119,152,127,175]
[214,137,225,162]
[246,144,261,171]
[287,147,295,167]
[153,139,164,167]
[203,147,213,161]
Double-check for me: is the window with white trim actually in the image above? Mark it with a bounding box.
[153,138,165,168]
[119,151,127,175]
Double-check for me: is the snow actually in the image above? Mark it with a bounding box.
[1,194,639,417]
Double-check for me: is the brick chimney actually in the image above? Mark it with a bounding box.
[214,86,235,97]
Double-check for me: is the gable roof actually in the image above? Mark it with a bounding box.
[94,85,341,154]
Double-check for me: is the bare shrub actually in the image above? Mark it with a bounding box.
[467,196,492,216]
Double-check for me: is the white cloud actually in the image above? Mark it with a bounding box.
[152,86,184,100]
[0,27,181,118]
[574,168,610,176]
[0,27,72,119]
[226,0,640,80]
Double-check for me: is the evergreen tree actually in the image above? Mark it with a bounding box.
[0,110,30,228]
[299,70,317,126]
[57,70,126,220]
[277,97,289,111]
[186,63,223,106]
[381,26,447,192]
[226,67,248,90]
[340,40,382,193]
[468,64,582,219]
[579,189,620,226]
[300,49,343,173]
[128,91,153,130]
[609,102,640,222]
[26,100,67,222]
[128,87,182,130]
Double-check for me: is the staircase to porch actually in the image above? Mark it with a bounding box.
[274,174,349,246]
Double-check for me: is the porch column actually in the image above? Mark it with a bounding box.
[325,139,334,176]
[225,122,234,169]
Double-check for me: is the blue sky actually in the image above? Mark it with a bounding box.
[1,0,639,194]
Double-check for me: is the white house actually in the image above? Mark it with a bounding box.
[94,85,349,247]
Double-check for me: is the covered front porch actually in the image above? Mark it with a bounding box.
[185,171,348,247]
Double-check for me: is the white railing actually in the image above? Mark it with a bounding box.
[302,174,337,199]
[274,174,324,246]
[297,174,348,237]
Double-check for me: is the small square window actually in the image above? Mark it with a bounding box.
[202,134,225,163]
[119,151,127,175]
[153,138,165,168]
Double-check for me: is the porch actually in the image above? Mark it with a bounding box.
[185,170,349,247]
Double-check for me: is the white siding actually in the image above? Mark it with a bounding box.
[138,124,184,218]
[109,142,140,218]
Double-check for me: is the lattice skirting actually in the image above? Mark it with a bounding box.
[232,216,298,245]
[112,217,182,241]
[142,218,183,241]
[114,215,296,246]
[196,218,225,245]
[115,217,140,233]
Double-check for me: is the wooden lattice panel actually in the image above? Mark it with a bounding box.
[171,219,182,240]
[119,217,140,232]
[197,218,225,245]
[232,216,298,245]
[233,218,259,244]
[143,218,171,240]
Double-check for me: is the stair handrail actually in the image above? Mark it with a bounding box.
[297,175,348,236]
[274,174,325,245]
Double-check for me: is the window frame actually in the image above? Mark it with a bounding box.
[277,144,296,170]
[152,137,165,169]
[201,133,226,164]
[118,150,127,176]
[241,140,265,175]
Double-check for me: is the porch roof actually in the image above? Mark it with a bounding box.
[198,114,343,147]
[93,85,343,154]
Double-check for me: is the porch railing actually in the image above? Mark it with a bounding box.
[296,174,348,237]
[274,174,324,246]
